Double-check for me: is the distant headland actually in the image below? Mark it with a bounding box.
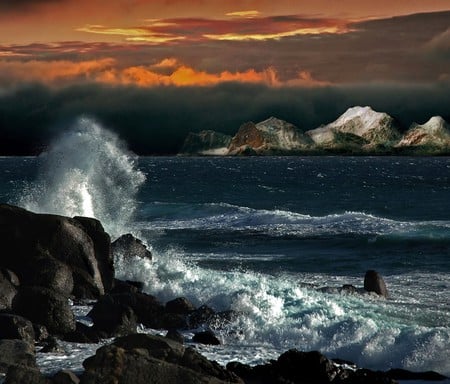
[179,106,450,156]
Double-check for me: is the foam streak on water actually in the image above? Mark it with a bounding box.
[19,117,145,236]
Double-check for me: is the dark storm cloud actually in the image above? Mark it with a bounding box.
[0,0,64,12]
[1,82,449,155]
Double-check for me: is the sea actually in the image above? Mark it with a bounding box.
[0,117,449,380]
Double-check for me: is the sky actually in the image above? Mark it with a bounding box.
[0,0,449,154]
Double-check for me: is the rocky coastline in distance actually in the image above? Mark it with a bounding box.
[0,203,449,384]
[179,106,450,156]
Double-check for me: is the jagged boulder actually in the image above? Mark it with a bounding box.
[112,234,152,260]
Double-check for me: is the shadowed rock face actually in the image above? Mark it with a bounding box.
[180,130,232,155]
[0,204,113,299]
[364,270,388,298]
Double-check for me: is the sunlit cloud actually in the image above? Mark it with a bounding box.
[226,10,261,18]
[76,15,352,44]
[204,25,349,41]
[0,50,30,57]
[0,55,331,88]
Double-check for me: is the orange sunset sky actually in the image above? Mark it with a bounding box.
[0,0,449,154]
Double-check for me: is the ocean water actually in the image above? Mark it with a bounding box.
[0,118,449,378]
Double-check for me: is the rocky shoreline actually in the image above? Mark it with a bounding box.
[0,203,447,384]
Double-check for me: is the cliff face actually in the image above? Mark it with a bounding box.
[180,130,232,155]
[306,106,401,150]
[228,117,312,155]
[396,116,450,150]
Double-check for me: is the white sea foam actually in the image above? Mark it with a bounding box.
[114,245,450,376]
[19,116,145,236]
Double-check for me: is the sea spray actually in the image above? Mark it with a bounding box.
[19,116,145,236]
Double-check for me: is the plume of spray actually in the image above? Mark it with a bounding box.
[20,116,146,237]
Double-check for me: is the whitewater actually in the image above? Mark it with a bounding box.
[1,117,449,379]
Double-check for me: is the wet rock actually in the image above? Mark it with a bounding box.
[12,286,76,335]
[63,322,100,344]
[33,323,50,343]
[386,368,447,381]
[40,336,64,353]
[364,270,388,298]
[88,295,137,337]
[25,256,74,296]
[111,279,143,294]
[166,297,196,315]
[112,233,152,260]
[166,329,184,344]
[52,370,80,384]
[0,313,35,346]
[192,330,221,345]
[73,216,114,293]
[81,334,242,384]
[4,366,50,384]
[0,339,37,374]
[188,305,216,328]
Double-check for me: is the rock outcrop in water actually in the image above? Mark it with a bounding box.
[396,116,450,153]
[179,107,450,155]
[180,130,232,155]
[228,117,313,155]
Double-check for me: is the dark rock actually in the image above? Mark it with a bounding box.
[40,336,63,353]
[5,366,50,384]
[166,329,184,344]
[88,295,137,337]
[112,233,152,260]
[386,368,447,381]
[0,204,111,299]
[73,216,114,293]
[110,279,143,294]
[63,322,100,344]
[189,305,215,328]
[364,270,388,298]
[193,330,221,345]
[26,256,74,296]
[81,334,242,384]
[0,339,37,374]
[52,370,80,384]
[87,292,180,330]
[347,368,397,384]
[12,286,76,335]
[166,297,196,315]
[0,269,18,311]
[1,268,20,287]
[0,313,35,345]
[33,323,50,342]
